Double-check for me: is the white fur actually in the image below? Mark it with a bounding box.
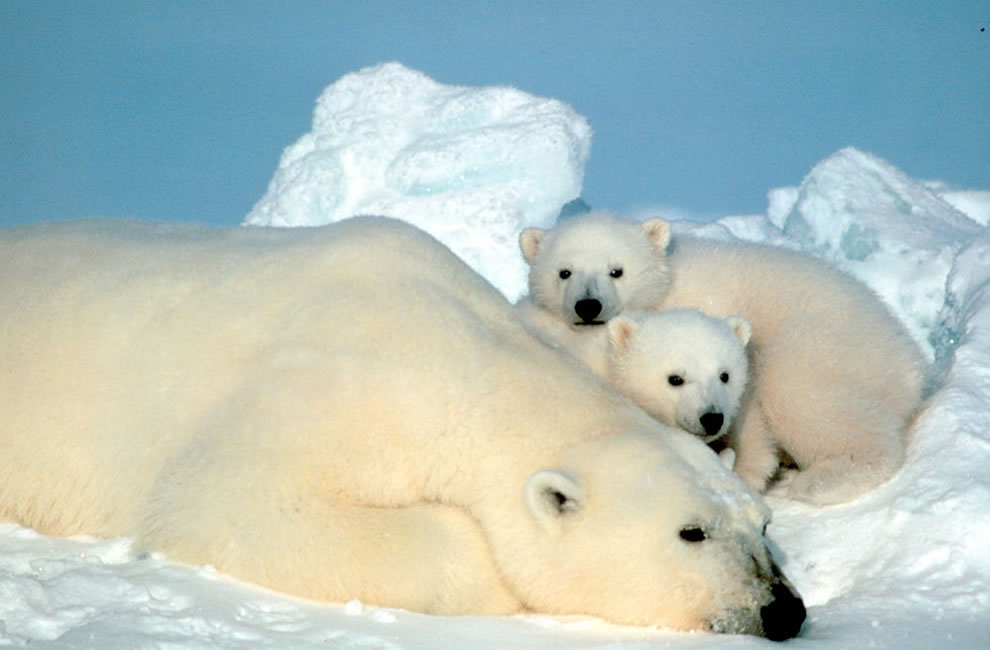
[518,212,928,505]
[0,217,804,638]
[517,213,671,340]
[606,309,752,443]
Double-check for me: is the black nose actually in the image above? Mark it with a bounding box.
[574,298,602,322]
[760,581,806,641]
[699,412,724,438]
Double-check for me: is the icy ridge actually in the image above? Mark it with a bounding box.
[745,148,987,360]
[244,62,591,301]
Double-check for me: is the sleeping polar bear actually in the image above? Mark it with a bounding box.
[0,217,804,639]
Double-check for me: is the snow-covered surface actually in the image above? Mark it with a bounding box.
[761,147,984,359]
[244,62,591,301]
[936,189,990,227]
[3,66,990,647]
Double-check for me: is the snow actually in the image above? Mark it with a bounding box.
[760,147,984,359]
[937,189,990,228]
[3,65,990,648]
[244,62,591,302]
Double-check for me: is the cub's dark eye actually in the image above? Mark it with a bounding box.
[679,526,707,543]
[668,375,684,387]
[558,269,571,280]
[609,267,623,279]
[720,372,730,384]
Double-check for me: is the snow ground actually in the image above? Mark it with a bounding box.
[2,65,988,648]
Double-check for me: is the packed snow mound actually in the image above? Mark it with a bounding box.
[244,62,591,300]
[935,188,990,227]
[754,147,982,358]
[768,147,982,249]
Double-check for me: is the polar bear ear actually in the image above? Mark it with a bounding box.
[519,227,546,264]
[642,218,671,252]
[725,315,752,347]
[607,316,638,360]
[525,470,585,527]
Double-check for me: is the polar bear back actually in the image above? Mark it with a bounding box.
[662,236,926,411]
[0,217,638,536]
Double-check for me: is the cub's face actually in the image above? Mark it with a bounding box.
[606,310,751,442]
[519,214,671,328]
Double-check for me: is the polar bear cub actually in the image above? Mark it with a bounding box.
[606,310,752,444]
[515,214,670,352]
[517,212,928,505]
[520,305,752,445]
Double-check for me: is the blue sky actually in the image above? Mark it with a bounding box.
[2,1,987,227]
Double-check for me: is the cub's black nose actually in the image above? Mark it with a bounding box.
[760,581,806,641]
[699,412,724,438]
[574,298,602,322]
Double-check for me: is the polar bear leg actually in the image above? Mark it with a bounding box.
[728,398,780,493]
[781,395,906,505]
[140,498,520,616]
[757,326,907,505]
[785,450,904,505]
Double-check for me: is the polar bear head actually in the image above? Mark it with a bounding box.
[605,309,752,443]
[519,212,671,327]
[510,430,804,639]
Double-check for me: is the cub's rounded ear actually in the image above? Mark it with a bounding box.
[519,227,546,264]
[525,469,584,528]
[607,316,638,360]
[642,218,671,252]
[725,315,752,347]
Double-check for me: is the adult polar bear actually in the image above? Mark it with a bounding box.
[517,212,928,506]
[0,217,804,639]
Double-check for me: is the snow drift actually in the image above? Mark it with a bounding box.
[244,62,591,301]
[2,65,989,648]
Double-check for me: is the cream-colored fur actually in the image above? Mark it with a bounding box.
[515,213,671,360]
[519,307,752,444]
[0,217,804,638]
[518,212,928,505]
[658,234,927,504]
[606,310,752,444]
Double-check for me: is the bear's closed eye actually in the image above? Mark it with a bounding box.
[679,526,707,542]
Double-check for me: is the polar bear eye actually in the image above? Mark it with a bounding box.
[668,375,684,387]
[609,267,623,279]
[558,269,571,280]
[720,372,730,384]
[679,526,708,543]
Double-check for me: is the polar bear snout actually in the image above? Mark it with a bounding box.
[678,406,729,442]
[760,577,807,641]
[574,297,603,324]
[561,272,620,326]
[706,566,806,640]
[756,559,806,641]
[698,411,725,439]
